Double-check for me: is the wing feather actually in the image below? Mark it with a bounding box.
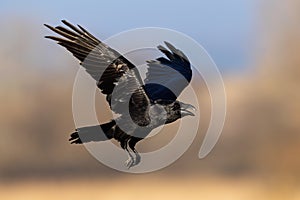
[144,41,192,102]
[45,20,150,120]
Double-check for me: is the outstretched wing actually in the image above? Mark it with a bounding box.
[144,42,192,102]
[44,20,150,121]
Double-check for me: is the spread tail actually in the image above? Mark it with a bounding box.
[69,120,116,144]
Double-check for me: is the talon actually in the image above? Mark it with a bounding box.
[134,152,141,165]
[125,149,134,169]
[125,158,133,169]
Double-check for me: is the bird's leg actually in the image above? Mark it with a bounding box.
[128,137,141,167]
[132,148,141,166]
[125,148,140,168]
[123,139,136,169]
[124,144,142,168]
[125,148,135,169]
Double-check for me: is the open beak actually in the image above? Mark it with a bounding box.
[180,103,196,117]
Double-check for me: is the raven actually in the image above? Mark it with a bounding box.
[45,20,195,168]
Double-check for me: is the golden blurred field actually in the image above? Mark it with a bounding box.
[1,176,300,200]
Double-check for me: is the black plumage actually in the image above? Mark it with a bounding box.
[45,20,195,168]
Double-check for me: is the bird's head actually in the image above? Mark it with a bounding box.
[155,100,196,124]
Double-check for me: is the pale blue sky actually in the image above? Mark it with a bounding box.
[0,0,259,72]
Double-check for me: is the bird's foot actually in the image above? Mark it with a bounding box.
[124,151,141,169]
[125,150,135,169]
[125,156,135,169]
[134,151,141,166]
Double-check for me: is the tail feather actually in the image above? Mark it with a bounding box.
[69,120,116,144]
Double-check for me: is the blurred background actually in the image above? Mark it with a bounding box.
[1,0,300,199]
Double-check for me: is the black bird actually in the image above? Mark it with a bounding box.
[45,20,195,168]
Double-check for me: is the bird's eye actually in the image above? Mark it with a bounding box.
[173,104,179,110]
